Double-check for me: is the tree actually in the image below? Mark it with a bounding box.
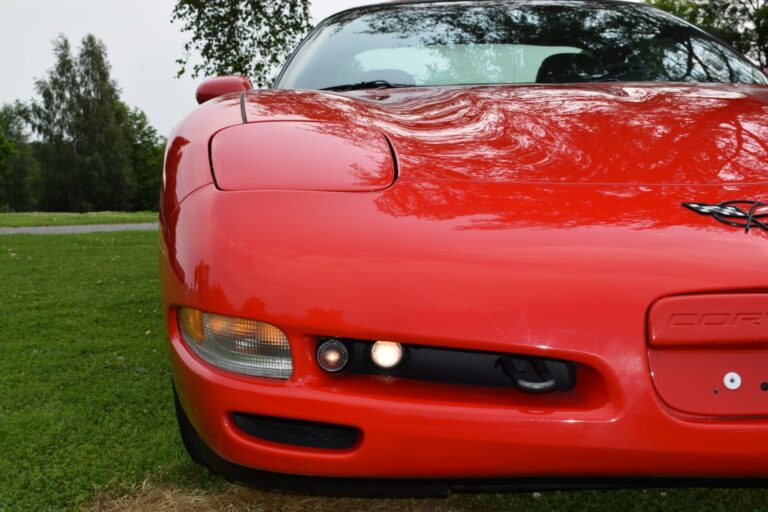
[73,35,135,211]
[29,36,78,211]
[647,0,768,67]
[30,34,134,211]
[171,0,312,87]
[0,130,14,212]
[0,102,39,211]
[126,108,165,211]
[28,34,164,212]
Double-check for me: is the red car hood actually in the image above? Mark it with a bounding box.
[244,83,768,186]
[240,83,768,246]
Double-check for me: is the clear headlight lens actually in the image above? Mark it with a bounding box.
[178,307,292,379]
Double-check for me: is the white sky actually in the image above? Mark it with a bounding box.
[0,0,381,137]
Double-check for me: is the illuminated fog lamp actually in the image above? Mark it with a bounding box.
[317,339,349,372]
[370,341,404,370]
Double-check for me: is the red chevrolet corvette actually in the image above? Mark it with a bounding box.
[161,0,768,492]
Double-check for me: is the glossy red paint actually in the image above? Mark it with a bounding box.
[211,122,396,192]
[649,294,768,348]
[195,76,252,105]
[242,84,768,186]
[649,347,768,417]
[161,82,768,480]
[648,294,768,417]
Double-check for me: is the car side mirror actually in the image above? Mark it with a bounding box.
[195,76,252,104]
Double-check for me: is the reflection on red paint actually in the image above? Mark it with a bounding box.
[159,82,768,480]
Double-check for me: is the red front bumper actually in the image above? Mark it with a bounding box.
[164,184,768,479]
[169,310,768,479]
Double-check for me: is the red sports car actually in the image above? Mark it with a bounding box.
[161,0,768,492]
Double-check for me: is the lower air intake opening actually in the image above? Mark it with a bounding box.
[233,413,361,450]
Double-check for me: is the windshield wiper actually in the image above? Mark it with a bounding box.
[320,80,415,92]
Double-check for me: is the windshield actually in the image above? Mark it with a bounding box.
[277,0,768,89]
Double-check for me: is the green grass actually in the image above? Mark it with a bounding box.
[0,211,157,228]
[2,229,768,510]
[0,232,216,510]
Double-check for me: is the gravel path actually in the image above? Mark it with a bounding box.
[0,222,158,235]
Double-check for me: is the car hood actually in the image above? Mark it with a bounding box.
[237,83,768,297]
[244,83,768,186]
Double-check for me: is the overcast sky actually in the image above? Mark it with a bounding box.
[0,0,381,136]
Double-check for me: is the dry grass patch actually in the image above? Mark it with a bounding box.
[84,479,490,512]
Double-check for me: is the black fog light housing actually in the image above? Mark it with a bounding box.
[317,339,349,372]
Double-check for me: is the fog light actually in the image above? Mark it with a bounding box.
[317,339,348,372]
[370,341,404,369]
[178,307,292,379]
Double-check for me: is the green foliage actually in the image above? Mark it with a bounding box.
[647,0,768,66]
[0,102,39,212]
[31,35,132,211]
[171,0,313,87]
[126,109,165,211]
[75,37,135,211]
[27,35,165,213]
[0,131,14,212]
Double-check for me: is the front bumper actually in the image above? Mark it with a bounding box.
[164,184,768,479]
[169,309,768,479]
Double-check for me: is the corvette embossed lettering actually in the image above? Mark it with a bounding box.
[667,313,768,327]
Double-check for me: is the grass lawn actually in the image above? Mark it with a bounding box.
[0,211,157,228]
[2,229,768,510]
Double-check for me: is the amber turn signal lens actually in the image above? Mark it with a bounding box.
[177,307,292,379]
[179,307,205,342]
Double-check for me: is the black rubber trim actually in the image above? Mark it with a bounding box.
[207,135,221,190]
[198,434,768,496]
[382,133,399,182]
[239,91,248,124]
[233,413,360,450]
[174,385,209,468]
